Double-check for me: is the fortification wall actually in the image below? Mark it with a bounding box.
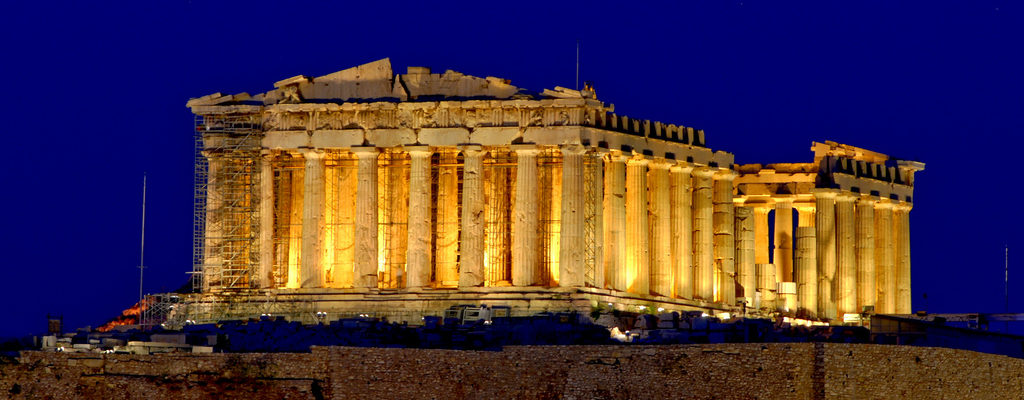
[2,344,1021,399]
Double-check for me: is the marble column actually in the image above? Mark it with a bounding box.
[670,162,694,298]
[796,207,815,228]
[814,190,837,320]
[773,199,794,284]
[894,202,912,314]
[756,263,776,311]
[459,146,485,287]
[559,145,586,288]
[512,146,539,287]
[299,149,325,288]
[836,193,857,316]
[874,200,896,313]
[692,167,715,301]
[795,226,817,318]
[258,151,275,289]
[604,152,628,292]
[735,207,755,301]
[753,205,772,265]
[649,160,672,297]
[856,196,876,312]
[625,155,650,295]
[405,147,433,288]
[713,170,737,305]
[353,147,379,289]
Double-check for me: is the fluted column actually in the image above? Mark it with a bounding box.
[713,170,737,305]
[735,207,755,301]
[795,226,817,318]
[604,152,628,292]
[814,190,837,320]
[753,205,772,265]
[299,149,325,288]
[625,155,650,295]
[874,200,895,313]
[353,147,379,289]
[856,196,876,312]
[756,263,776,311]
[670,162,694,298]
[405,147,433,288]
[512,146,539,286]
[796,206,815,228]
[258,151,275,289]
[459,146,485,287]
[835,193,857,316]
[649,160,672,297]
[773,199,794,283]
[559,145,586,288]
[894,202,912,313]
[692,167,715,301]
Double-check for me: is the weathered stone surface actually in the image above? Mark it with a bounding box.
[5,344,1018,399]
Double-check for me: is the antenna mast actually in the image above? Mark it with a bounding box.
[139,174,147,306]
[576,39,580,91]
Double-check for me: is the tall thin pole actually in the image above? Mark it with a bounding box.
[139,174,147,306]
[576,39,580,91]
[1005,244,1009,332]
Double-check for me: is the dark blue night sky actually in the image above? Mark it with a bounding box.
[1,1,1021,337]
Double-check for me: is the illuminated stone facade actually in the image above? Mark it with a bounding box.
[186,59,922,324]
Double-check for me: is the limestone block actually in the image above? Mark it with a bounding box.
[264,131,311,149]
[470,127,521,145]
[523,126,583,145]
[418,128,470,146]
[367,128,416,147]
[310,129,365,148]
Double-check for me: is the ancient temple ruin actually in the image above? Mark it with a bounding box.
[184,58,923,324]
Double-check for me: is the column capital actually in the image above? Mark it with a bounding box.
[460,145,484,157]
[835,192,858,202]
[297,147,325,159]
[510,144,540,155]
[892,201,913,212]
[692,166,716,178]
[627,155,649,167]
[873,198,894,210]
[559,143,587,155]
[351,146,379,158]
[608,150,630,163]
[670,160,694,174]
[403,145,433,157]
[774,197,795,206]
[713,169,738,181]
[811,188,839,199]
[649,159,672,169]
[856,195,877,206]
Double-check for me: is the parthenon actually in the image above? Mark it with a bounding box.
[185,58,923,324]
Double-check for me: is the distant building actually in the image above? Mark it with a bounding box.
[183,58,922,325]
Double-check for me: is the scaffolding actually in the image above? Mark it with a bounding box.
[537,148,562,286]
[272,153,303,288]
[430,150,462,287]
[583,152,600,286]
[483,148,515,286]
[378,149,410,289]
[140,293,185,330]
[193,113,263,292]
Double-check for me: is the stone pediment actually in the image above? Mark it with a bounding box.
[190,58,535,106]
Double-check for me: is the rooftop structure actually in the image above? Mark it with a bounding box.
[181,58,922,325]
